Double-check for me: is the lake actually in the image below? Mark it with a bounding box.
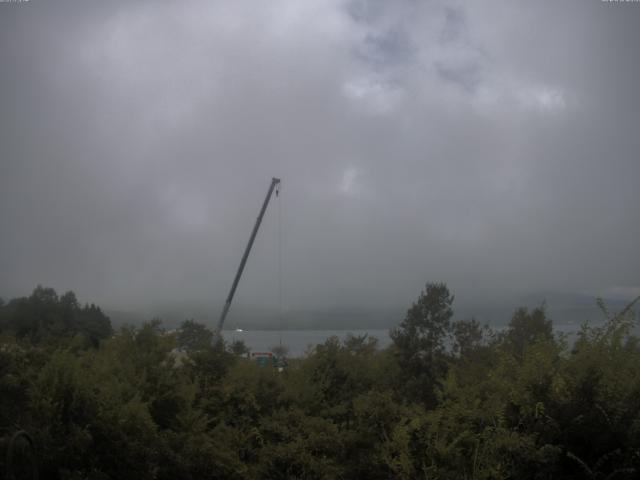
[222,321,622,357]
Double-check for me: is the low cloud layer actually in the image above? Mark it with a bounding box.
[1,1,639,313]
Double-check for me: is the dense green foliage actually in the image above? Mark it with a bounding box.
[1,284,639,479]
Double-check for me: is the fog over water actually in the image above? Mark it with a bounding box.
[1,1,639,323]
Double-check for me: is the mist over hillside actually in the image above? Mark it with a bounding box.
[105,291,637,331]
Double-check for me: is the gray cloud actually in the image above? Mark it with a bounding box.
[1,0,639,315]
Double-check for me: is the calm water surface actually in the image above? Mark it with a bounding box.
[222,322,611,357]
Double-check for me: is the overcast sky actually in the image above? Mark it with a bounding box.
[1,0,639,314]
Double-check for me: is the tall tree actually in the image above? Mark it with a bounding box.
[505,306,553,360]
[177,319,213,352]
[391,282,454,406]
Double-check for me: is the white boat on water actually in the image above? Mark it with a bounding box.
[235,328,244,332]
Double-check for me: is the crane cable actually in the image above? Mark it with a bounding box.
[276,181,283,347]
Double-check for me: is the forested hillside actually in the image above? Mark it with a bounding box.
[1,284,639,479]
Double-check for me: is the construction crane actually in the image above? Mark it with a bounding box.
[216,177,281,337]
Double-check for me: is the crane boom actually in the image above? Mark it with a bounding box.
[216,177,281,334]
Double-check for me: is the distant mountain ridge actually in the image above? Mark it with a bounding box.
[105,291,638,331]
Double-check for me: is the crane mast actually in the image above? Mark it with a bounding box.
[216,177,281,335]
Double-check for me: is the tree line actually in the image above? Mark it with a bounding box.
[1,284,639,479]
